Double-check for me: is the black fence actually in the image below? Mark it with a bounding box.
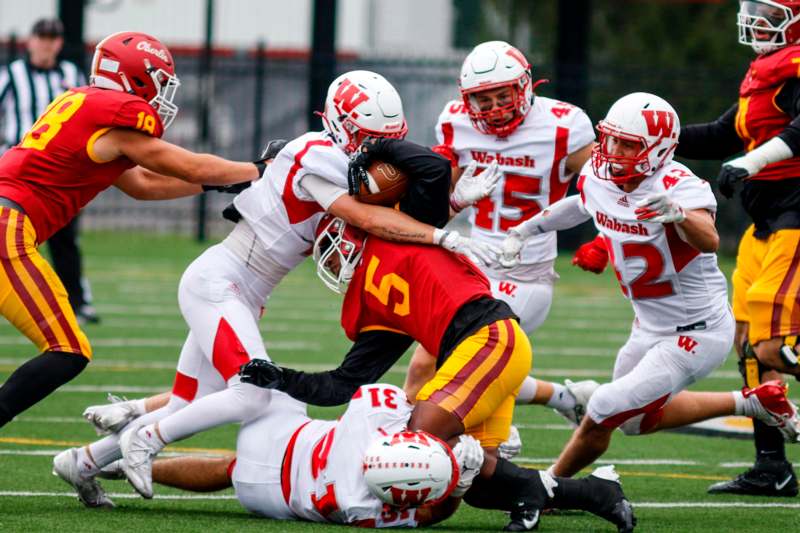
[0,40,751,252]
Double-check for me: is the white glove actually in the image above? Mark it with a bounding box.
[499,227,524,269]
[83,393,145,435]
[634,193,686,224]
[436,229,500,267]
[450,161,501,211]
[451,435,484,497]
[498,425,522,460]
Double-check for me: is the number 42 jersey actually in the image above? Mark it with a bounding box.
[577,160,729,334]
[434,96,594,266]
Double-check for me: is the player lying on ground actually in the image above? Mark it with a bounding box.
[51,69,502,502]
[237,215,636,532]
[500,92,800,479]
[412,40,600,424]
[66,385,632,531]
[0,31,273,430]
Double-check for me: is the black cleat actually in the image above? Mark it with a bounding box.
[708,460,798,497]
[503,504,540,531]
[583,466,637,533]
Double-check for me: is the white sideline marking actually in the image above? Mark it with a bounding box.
[0,491,798,508]
[517,457,701,466]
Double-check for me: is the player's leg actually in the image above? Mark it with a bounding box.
[710,227,798,496]
[46,216,97,323]
[0,208,91,428]
[151,455,235,492]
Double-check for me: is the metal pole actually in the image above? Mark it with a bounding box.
[196,0,214,242]
[307,0,337,130]
[555,0,590,111]
[58,0,87,70]
[253,40,266,158]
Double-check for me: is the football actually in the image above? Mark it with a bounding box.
[357,160,409,206]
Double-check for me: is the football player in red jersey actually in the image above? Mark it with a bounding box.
[239,215,636,532]
[0,31,266,429]
[670,0,800,496]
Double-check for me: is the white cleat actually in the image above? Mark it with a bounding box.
[120,425,160,499]
[554,379,600,426]
[52,448,115,508]
[97,459,125,480]
[83,394,141,435]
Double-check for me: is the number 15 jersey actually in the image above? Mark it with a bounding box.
[434,95,594,266]
[577,160,729,334]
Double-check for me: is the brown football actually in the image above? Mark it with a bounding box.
[357,161,409,206]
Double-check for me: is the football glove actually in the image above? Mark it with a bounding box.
[499,227,524,269]
[347,137,393,196]
[717,137,793,199]
[82,393,145,435]
[239,359,284,389]
[451,434,484,498]
[435,229,500,267]
[634,193,686,223]
[498,425,522,460]
[572,234,609,274]
[717,164,750,199]
[450,161,501,212]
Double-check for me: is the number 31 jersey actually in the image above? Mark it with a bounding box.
[577,161,729,334]
[434,96,594,266]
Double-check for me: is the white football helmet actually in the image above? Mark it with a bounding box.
[738,0,800,55]
[363,431,458,508]
[313,215,367,294]
[591,92,680,184]
[320,70,408,154]
[459,41,534,137]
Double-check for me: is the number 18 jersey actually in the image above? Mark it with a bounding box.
[434,96,594,266]
[577,160,729,333]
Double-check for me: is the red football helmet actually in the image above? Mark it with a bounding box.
[90,31,180,128]
[738,0,800,54]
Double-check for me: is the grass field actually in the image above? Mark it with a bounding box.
[1,231,798,532]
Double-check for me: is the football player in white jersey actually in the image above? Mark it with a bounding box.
[84,384,634,531]
[52,70,499,502]
[501,92,800,478]
[407,40,600,426]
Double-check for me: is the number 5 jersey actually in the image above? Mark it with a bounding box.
[576,160,730,334]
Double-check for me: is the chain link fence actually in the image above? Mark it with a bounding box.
[0,42,751,251]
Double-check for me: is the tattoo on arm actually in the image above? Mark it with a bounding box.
[373,228,428,242]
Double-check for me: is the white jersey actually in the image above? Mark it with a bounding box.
[578,160,729,333]
[286,384,417,527]
[435,96,594,268]
[233,131,349,272]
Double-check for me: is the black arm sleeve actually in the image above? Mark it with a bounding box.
[675,104,742,160]
[370,139,451,228]
[775,78,800,156]
[276,330,414,406]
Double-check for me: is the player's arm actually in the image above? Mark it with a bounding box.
[114,166,202,200]
[93,128,261,186]
[635,195,719,253]
[240,331,414,406]
[675,105,742,160]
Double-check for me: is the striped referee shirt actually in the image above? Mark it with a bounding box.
[0,57,85,149]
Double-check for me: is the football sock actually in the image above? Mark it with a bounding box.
[157,380,272,443]
[463,458,548,512]
[0,351,88,428]
[515,376,538,404]
[754,420,787,463]
[546,382,577,411]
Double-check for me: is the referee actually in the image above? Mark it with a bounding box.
[0,18,99,325]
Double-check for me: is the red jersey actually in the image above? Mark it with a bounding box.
[737,45,800,181]
[0,86,164,242]
[341,238,493,357]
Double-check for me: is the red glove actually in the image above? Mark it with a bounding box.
[572,234,609,274]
